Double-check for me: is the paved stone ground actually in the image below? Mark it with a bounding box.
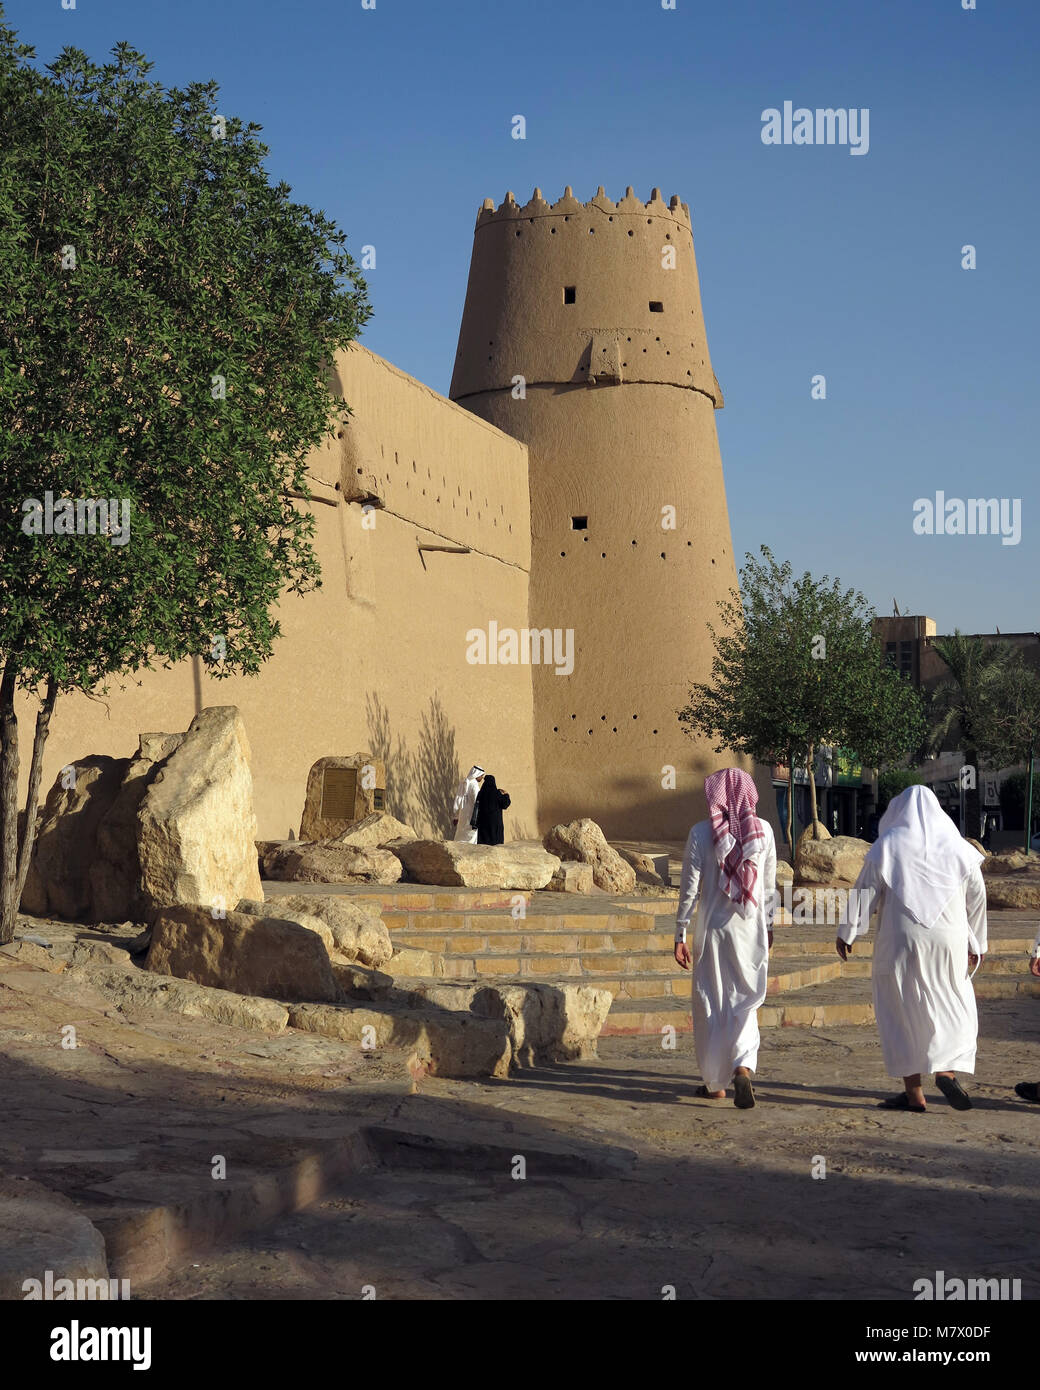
[145,998,1040,1301]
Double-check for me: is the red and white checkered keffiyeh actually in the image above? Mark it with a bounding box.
[704,768,766,916]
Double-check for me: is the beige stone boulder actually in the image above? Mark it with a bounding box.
[261,840,403,885]
[146,906,339,1003]
[0,1178,109,1301]
[236,892,393,969]
[547,862,595,894]
[391,839,560,889]
[90,733,183,923]
[544,819,636,894]
[75,960,290,1034]
[286,1001,513,1080]
[795,834,870,886]
[408,979,613,1066]
[333,812,418,849]
[472,982,614,1064]
[236,897,335,951]
[300,753,386,841]
[797,822,831,845]
[136,707,262,921]
[774,860,795,885]
[20,756,130,919]
[965,837,989,856]
[984,876,1040,909]
[981,851,1034,876]
[616,847,669,887]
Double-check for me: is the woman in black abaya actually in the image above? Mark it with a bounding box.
[470,774,511,845]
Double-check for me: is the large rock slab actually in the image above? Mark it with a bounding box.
[75,961,290,1033]
[984,877,1040,910]
[286,1001,513,1080]
[146,906,338,1004]
[333,812,418,849]
[544,819,636,894]
[391,839,560,889]
[616,847,669,887]
[0,1178,109,1301]
[406,980,613,1066]
[137,707,263,921]
[795,834,870,886]
[90,734,183,923]
[300,754,387,841]
[20,756,130,920]
[981,851,1034,876]
[236,893,392,968]
[547,862,595,894]
[261,840,403,885]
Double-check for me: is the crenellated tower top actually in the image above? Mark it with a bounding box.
[450,183,720,406]
[474,185,691,231]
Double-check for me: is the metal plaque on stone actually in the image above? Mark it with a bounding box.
[320,768,358,822]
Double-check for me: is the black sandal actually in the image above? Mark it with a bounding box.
[879,1092,926,1113]
[694,1084,723,1099]
[936,1075,972,1111]
[1014,1082,1040,1104]
[733,1073,756,1110]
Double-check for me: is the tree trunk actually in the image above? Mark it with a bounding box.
[15,679,57,908]
[805,742,822,837]
[786,748,795,858]
[0,664,21,945]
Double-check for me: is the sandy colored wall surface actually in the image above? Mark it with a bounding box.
[15,347,538,843]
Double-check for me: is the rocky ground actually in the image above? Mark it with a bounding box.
[4,922,1037,1301]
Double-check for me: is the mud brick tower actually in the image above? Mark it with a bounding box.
[450,185,745,839]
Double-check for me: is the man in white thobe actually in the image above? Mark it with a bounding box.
[674,768,777,1110]
[838,784,987,1112]
[451,766,483,843]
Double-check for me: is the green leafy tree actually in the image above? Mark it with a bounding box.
[876,768,927,815]
[972,658,1040,852]
[0,19,371,942]
[925,632,1018,843]
[678,546,924,854]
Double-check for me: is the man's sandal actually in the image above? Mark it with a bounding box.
[879,1093,926,1113]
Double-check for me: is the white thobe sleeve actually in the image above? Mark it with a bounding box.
[964,865,988,956]
[452,782,467,815]
[839,858,880,945]
[761,825,777,930]
[1032,926,1040,961]
[675,827,702,944]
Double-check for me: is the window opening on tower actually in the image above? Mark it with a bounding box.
[571,516,588,530]
[649,301,664,313]
[563,286,576,304]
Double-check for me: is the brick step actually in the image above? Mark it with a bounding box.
[602,970,1040,1036]
[390,929,678,955]
[382,905,660,925]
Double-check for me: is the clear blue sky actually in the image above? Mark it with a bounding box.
[8,0,1038,634]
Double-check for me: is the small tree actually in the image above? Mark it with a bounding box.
[925,632,1017,841]
[972,658,1040,853]
[678,547,924,854]
[0,22,371,942]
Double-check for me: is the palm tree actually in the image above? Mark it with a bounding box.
[926,631,1016,838]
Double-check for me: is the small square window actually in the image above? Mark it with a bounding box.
[649,300,664,313]
[563,286,576,304]
[571,516,588,530]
